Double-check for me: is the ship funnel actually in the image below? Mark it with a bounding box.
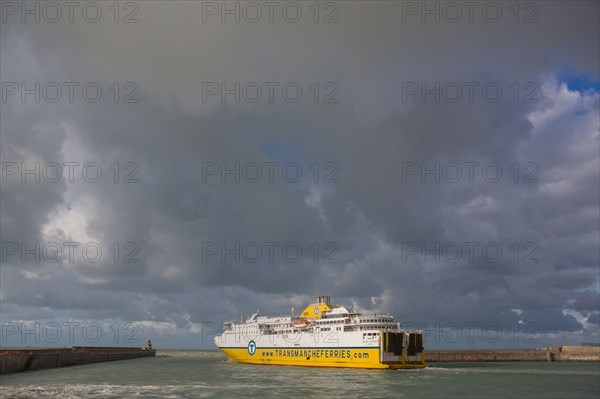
[317,296,331,305]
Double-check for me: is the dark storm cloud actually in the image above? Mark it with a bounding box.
[1,1,598,347]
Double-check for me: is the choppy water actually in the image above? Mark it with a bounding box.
[0,350,599,398]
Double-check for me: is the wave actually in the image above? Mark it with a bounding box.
[421,365,600,376]
[0,384,212,399]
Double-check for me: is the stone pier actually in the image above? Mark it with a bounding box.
[0,346,156,374]
[425,346,600,362]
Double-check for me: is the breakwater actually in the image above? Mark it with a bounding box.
[0,346,156,374]
[426,346,600,362]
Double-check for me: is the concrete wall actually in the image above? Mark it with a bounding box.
[0,347,156,374]
[426,347,600,362]
[555,346,600,361]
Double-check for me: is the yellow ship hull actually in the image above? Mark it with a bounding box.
[220,347,427,369]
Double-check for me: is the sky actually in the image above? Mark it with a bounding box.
[0,1,599,349]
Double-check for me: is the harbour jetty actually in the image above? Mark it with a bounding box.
[0,346,156,374]
[426,346,600,362]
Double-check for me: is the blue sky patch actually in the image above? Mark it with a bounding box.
[559,72,600,93]
[261,137,308,165]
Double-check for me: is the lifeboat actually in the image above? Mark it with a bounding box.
[292,320,311,328]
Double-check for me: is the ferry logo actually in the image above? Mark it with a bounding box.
[247,341,257,356]
[314,307,319,314]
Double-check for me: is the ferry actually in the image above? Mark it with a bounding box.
[214,296,426,369]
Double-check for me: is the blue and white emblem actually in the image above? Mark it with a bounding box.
[314,307,319,314]
[247,340,257,356]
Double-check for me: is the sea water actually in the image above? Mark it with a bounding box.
[1,350,598,398]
